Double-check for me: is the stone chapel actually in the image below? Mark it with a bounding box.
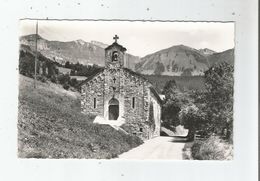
[80,35,162,140]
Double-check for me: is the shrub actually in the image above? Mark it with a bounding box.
[37,75,47,83]
[191,140,203,159]
[58,74,70,85]
[69,78,78,87]
[62,83,70,90]
[50,76,57,83]
[191,136,233,160]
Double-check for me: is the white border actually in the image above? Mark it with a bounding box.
[0,0,258,181]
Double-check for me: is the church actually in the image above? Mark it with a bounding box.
[80,35,162,140]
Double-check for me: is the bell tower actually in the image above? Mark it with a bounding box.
[105,35,127,69]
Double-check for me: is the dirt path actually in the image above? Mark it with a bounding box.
[117,136,187,160]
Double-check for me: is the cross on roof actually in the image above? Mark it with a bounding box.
[113,35,119,43]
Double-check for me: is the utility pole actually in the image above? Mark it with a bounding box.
[34,21,38,89]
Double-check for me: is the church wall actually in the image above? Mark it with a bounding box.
[149,91,162,137]
[120,69,152,140]
[103,68,125,120]
[81,74,105,116]
[80,38,162,141]
[105,46,124,68]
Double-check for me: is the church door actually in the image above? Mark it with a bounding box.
[108,98,119,120]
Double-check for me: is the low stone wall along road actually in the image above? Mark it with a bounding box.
[117,136,187,160]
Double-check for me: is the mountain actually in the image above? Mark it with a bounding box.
[207,49,234,66]
[20,34,234,76]
[199,48,216,56]
[135,45,234,76]
[135,45,210,76]
[20,34,140,70]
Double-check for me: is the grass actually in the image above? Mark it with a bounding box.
[183,136,233,160]
[18,75,143,159]
[182,142,193,160]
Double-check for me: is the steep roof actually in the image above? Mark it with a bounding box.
[149,87,163,105]
[77,68,104,87]
[105,42,127,52]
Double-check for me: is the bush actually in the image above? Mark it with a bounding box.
[37,75,47,83]
[191,140,203,159]
[69,78,78,87]
[191,136,233,160]
[63,83,70,90]
[58,74,70,85]
[50,76,57,83]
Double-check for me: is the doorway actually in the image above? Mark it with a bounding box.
[108,98,119,120]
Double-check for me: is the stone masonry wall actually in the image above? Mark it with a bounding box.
[149,91,161,137]
[81,72,105,116]
[103,68,124,120]
[80,68,161,141]
[81,39,162,141]
[121,69,152,140]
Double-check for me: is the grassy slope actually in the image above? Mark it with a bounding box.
[18,75,142,159]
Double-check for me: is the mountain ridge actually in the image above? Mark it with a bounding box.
[20,34,140,70]
[20,34,234,76]
[135,45,234,76]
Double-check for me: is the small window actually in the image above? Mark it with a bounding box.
[112,51,119,62]
[93,98,96,109]
[140,128,143,132]
[132,97,135,109]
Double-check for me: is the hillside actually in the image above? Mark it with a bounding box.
[18,75,142,158]
[143,75,205,93]
[199,48,216,56]
[207,49,234,66]
[135,45,210,76]
[135,45,234,76]
[20,34,140,70]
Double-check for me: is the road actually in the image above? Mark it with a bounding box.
[117,136,187,160]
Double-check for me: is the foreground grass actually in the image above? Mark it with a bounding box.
[182,136,233,160]
[18,75,143,159]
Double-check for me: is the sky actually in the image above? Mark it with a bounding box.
[20,20,234,57]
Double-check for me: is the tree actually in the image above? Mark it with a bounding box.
[64,61,71,68]
[189,62,234,140]
[19,50,35,77]
[161,80,190,131]
[58,74,70,85]
[179,104,206,140]
[203,62,233,140]
[69,78,78,87]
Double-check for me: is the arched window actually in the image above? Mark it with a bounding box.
[93,98,96,109]
[112,51,119,62]
[132,97,135,109]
